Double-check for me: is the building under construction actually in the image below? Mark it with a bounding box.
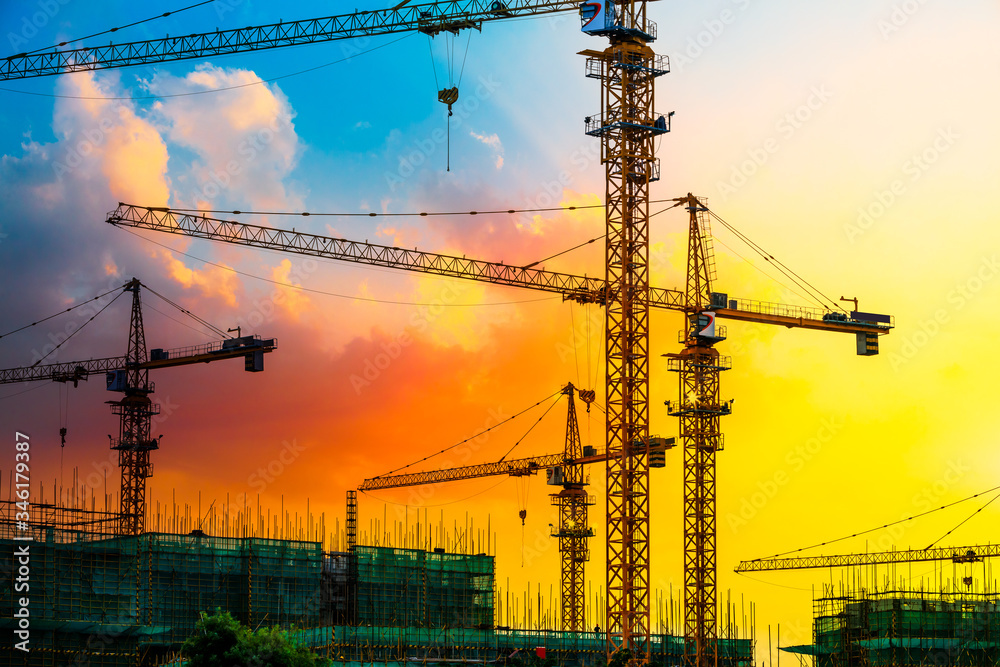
[0,497,754,666]
[783,586,1000,667]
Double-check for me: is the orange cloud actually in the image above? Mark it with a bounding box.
[53,72,170,208]
[156,249,240,306]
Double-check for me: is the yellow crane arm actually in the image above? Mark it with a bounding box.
[359,448,612,491]
[106,204,891,338]
[735,544,1000,572]
[1,0,583,81]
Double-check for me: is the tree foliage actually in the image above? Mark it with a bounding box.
[181,609,330,667]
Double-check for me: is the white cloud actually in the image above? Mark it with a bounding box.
[469,130,504,170]
[144,64,302,211]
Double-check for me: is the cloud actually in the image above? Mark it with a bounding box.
[144,64,301,211]
[51,73,171,208]
[470,130,504,170]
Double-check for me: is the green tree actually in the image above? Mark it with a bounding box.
[182,609,330,667]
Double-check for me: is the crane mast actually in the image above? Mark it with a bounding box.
[111,279,159,536]
[580,1,668,657]
[0,0,887,658]
[667,196,730,667]
[0,279,276,535]
[357,383,625,631]
[550,383,596,631]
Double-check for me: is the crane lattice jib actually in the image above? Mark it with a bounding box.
[105,204,892,336]
[359,449,609,490]
[107,203,683,308]
[0,357,127,385]
[0,0,580,81]
[0,338,277,385]
[735,544,1000,572]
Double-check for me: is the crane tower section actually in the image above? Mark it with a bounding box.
[581,1,670,660]
[111,279,159,536]
[667,197,732,667]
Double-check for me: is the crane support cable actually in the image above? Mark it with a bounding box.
[497,392,563,462]
[711,235,818,307]
[0,2,584,83]
[30,289,126,367]
[362,477,508,508]
[0,283,127,341]
[522,235,604,270]
[120,227,558,308]
[747,483,1000,563]
[1,33,414,101]
[8,0,217,59]
[707,209,843,312]
[925,489,1000,550]
[159,203,605,218]
[372,387,564,479]
[142,197,691,220]
[140,282,229,339]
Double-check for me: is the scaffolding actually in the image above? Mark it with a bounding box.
[786,585,1000,667]
[0,486,755,667]
[331,626,754,666]
[0,508,330,666]
[352,545,495,629]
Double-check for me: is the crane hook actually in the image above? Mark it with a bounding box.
[518,509,527,526]
[438,86,459,116]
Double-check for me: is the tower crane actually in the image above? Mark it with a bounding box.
[356,382,675,631]
[735,544,1000,573]
[0,0,894,661]
[0,278,276,535]
[106,202,891,665]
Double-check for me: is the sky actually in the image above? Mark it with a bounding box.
[2,0,1000,655]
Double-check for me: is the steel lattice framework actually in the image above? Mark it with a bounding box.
[550,384,595,631]
[110,280,158,536]
[579,4,668,656]
[0,280,276,535]
[4,1,897,659]
[735,544,1000,573]
[107,203,688,310]
[666,197,730,667]
[356,383,603,630]
[358,449,606,490]
[0,0,583,81]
